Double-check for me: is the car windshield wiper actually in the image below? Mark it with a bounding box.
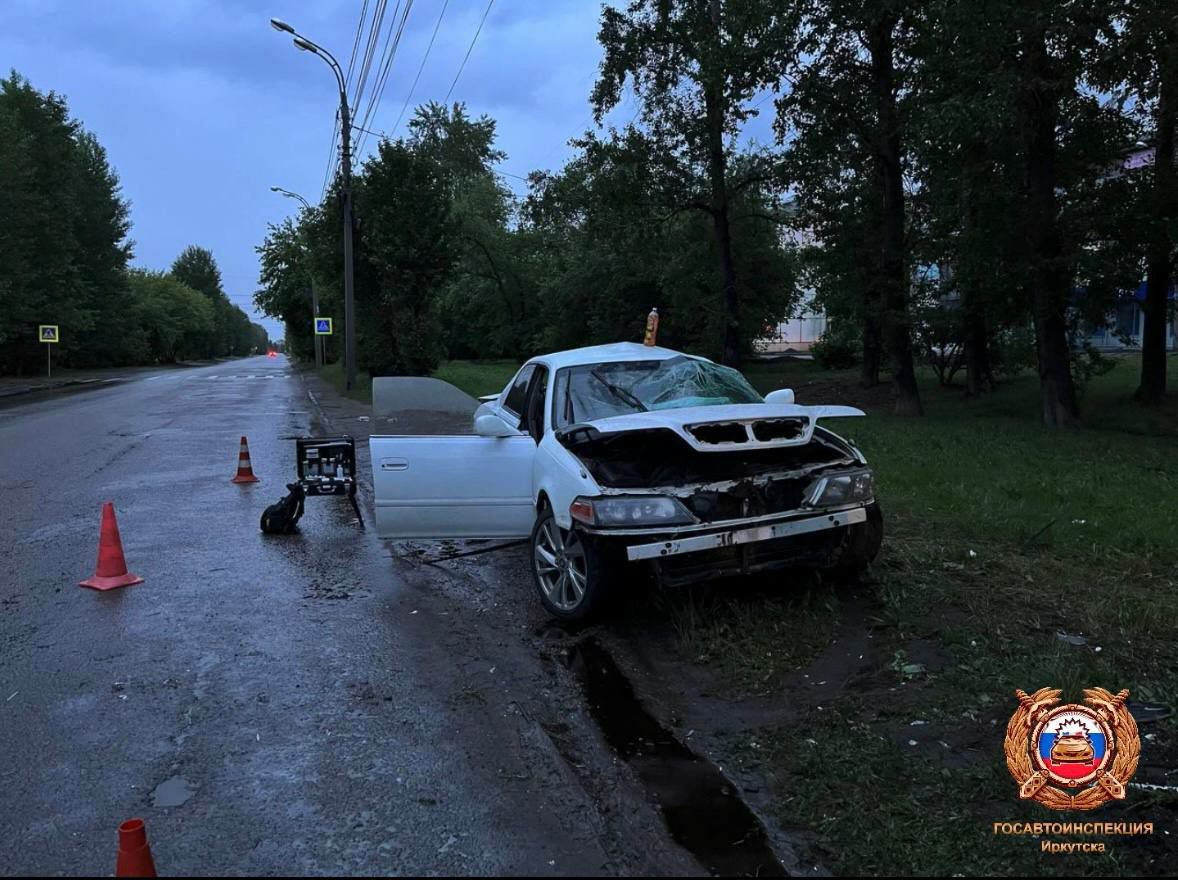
[590,369,648,412]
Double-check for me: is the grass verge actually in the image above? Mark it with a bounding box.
[432,359,521,398]
[668,355,1178,876]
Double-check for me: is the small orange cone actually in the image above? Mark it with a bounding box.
[231,435,260,483]
[115,818,157,877]
[80,503,144,591]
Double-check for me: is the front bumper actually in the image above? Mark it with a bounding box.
[621,506,867,561]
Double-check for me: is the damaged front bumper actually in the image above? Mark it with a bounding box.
[619,506,867,561]
[580,502,876,587]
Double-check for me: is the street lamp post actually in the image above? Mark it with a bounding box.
[270,186,323,368]
[270,17,357,391]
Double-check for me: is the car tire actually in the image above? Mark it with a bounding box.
[530,507,613,624]
[824,501,883,580]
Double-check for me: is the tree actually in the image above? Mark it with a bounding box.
[591,0,793,366]
[352,137,455,375]
[776,0,923,414]
[0,72,89,373]
[169,245,256,358]
[518,128,797,361]
[127,269,216,362]
[170,245,225,301]
[409,104,523,359]
[1110,4,1178,403]
[256,216,321,363]
[72,131,136,366]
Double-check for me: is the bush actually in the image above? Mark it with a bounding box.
[1070,341,1117,396]
[912,304,964,386]
[991,324,1037,378]
[811,325,859,369]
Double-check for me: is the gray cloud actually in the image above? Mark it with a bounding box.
[1,1,770,339]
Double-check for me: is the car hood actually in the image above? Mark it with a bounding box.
[580,403,864,451]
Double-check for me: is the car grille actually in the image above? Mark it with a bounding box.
[686,418,808,445]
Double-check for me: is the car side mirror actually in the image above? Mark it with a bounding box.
[764,388,796,405]
[475,412,520,437]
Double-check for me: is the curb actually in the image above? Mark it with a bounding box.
[0,377,107,399]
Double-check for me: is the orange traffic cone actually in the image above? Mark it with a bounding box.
[115,818,157,877]
[80,503,144,591]
[231,435,260,483]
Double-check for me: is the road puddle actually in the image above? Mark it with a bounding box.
[568,637,785,877]
[152,775,195,808]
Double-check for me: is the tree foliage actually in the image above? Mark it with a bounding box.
[251,2,1170,427]
[0,72,266,374]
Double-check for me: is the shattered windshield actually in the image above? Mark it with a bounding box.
[554,356,764,427]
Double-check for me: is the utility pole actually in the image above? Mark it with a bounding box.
[308,280,323,367]
[271,17,357,390]
[339,99,356,391]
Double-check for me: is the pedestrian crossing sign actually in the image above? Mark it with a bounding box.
[39,325,59,343]
[314,318,333,336]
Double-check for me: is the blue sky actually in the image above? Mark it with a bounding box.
[1,1,775,339]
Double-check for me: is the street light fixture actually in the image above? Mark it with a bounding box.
[270,185,310,211]
[271,186,322,368]
[269,15,357,391]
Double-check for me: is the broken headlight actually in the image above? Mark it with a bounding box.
[805,469,875,508]
[569,495,696,527]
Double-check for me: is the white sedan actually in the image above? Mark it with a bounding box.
[371,342,882,622]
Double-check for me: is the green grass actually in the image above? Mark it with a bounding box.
[772,709,1172,877]
[665,577,840,695]
[742,358,860,394]
[745,356,1178,558]
[431,359,522,398]
[316,358,521,404]
[665,354,1178,876]
[317,361,373,403]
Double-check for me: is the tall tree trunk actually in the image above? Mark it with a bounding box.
[861,306,883,387]
[1020,23,1080,427]
[961,147,994,397]
[707,0,741,367]
[963,292,994,397]
[1137,38,1176,404]
[869,8,923,415]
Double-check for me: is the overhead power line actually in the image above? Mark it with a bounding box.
[320,113,341,201]
[352,0,391,114]
[389,0,449,138]
[344,0,370,95]
[444,0,495,104]
[356,0,415,156]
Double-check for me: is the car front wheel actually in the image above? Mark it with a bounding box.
[530,508,612,624]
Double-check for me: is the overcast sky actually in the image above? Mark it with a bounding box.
[1,1,774,339]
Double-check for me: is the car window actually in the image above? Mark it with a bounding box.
[524,366,548,443]
[502,364,536,417]
[552,357,763,428]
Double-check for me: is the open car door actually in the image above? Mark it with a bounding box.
[370,435,536,539]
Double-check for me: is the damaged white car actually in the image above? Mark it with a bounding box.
[371,342,882,622]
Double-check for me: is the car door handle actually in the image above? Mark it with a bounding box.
[380,458,409,471]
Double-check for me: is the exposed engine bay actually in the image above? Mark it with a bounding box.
[557,423,860,523]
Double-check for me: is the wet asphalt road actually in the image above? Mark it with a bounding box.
[0,356,687,876]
